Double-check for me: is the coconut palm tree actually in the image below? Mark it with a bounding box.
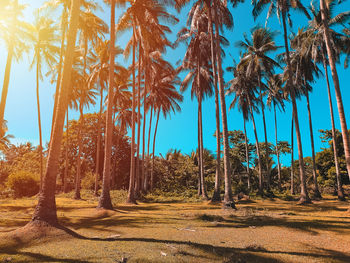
[252,0,312,203]
[31,0,81,225]
[235,26,279,191]
[29,10,59,191]
[266,74,286,190]
[0,0,30,130]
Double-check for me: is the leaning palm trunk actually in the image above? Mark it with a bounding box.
[127,24,137,204]
[282,10,310,204]
[150,109,160,191]
[323,57,345,200]
[31,0,80,225]
[320,0,350,180]
[274,102,282,191]
[74,106,84,200]
[249,104,263,195]
[207,4,221,202]
[305,91,321,198]
[0,45,14,133]
[36,59,43,191]
[94,88,103,196]
[213,0,234,207]
[97,0,115,210]
[243,117,251,191]
[50,8,68,144]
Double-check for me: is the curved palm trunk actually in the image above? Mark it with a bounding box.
[0,46,14,131]
[274,102,282,191]
[63,110,69,193]
[94,88,103,196]
[50,8,68,144]
[144,105,153,192]
[320,0,350,180]
[36,60,43,191]
[31,0,80,225]
[305,91,321,198]
[323,58,345,200]
[249,105,263,195]
[127,24,137,204]
[74,105,84,200]
[97,0,115,210]
[134,44,142,197]
[282,11,310,204]
[290,114,295,195]
[243,117,251,191]
[213,0,234,207]
[150,109,160,191]
[207,4,221,202]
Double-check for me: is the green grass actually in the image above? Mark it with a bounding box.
[0,191,349,262]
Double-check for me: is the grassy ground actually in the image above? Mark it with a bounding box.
[0,191,349,263]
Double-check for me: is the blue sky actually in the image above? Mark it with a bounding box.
[0,0,350,167]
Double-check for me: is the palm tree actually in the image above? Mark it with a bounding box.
[177,10,214,199]
[29,10,59,191]
[252,0,311,203]
[70,67,97,200]
[319,0,350,180]
[0,0,30,130]
[31,0,81,225]
[266,74,286,190]
[235,26,279,191]
[227,65,263,195]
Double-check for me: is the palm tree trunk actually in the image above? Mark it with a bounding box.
[0,45,14,131]
[243,117,250,191]
[274,102,282,191]
[36,59,43,192]
[199,95,208,199]
[197,112,202,196]
[50,8,68,144]
[145,105,153,192]
[97,0,115,210]
[282,10,310,204]
[94,87,103,196]
[151,109,160,191]
[258,83,270,190]
[74,105,84,200]
[134,43,142,197]
[291,114,295,195]
[127,23,137,204]
[305,91,321,198]
[64,110,69,193]
[141,69,147,193]
[208,3,221,202]
[249,104,263,195]
[213,0,234,207]
[31,0,80,225]
[320,0,350,180]
[323,57,345,200]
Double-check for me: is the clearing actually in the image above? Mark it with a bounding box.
[0,192,349,263]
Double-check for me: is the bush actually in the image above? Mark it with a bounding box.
[6,170,39,198]
[81,171,99,190]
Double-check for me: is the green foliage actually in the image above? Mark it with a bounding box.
[6,170,39,198]
[81,171,98,190]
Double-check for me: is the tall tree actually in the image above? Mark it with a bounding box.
[31,0,81,225]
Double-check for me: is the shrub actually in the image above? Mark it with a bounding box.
[81,171,99,190]
[6,170,39,198]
